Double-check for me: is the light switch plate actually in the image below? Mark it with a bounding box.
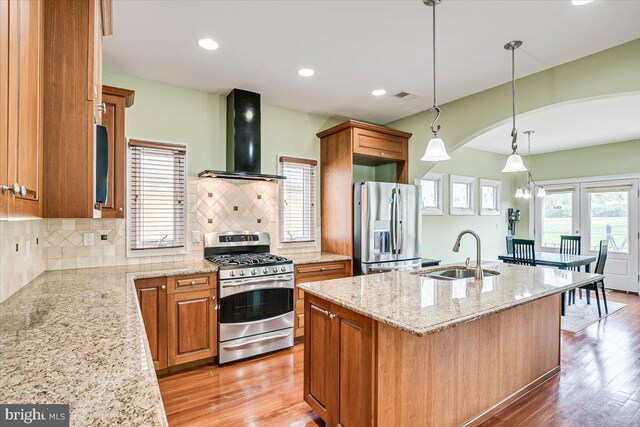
[192,231,201,243]
[83,233,94,246]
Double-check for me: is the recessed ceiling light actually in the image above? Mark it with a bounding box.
[298,68,315,77]
[571,0,594,5]
[198,38,219,50]
[371,89,387,96]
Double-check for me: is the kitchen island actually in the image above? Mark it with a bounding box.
[298,262,602,427]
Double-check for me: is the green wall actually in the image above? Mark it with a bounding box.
[387,40,640,262]
[103,72,341,177]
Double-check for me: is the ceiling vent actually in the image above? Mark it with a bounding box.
[394,91,418,101]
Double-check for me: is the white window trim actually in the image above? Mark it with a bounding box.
[126,137,188,258]
[277,154,318,249]
[450,175,476,216]
[416,172,444,216]
[480,178,502,216]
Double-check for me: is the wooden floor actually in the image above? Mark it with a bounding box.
[159,291,640,426]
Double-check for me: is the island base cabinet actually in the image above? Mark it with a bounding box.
[304,294,376,427]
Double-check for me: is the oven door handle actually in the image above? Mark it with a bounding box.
[222,277,292,288]
[222,332,292,350]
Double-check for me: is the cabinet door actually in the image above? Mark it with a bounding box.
[303,295,334,421]
[7,0,42,218]
[100,92,125,217]
[353,128,405,161]
[0,0,8,219]
[168,289,218,366]
[89,0,103,122]
[135,277,168,370]
[332,303,375,427]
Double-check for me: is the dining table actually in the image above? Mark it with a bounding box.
[498,252,598,316]
[498,252,597,272]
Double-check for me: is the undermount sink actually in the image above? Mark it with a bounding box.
[425,267,500,281]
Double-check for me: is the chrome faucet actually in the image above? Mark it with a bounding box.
[452,230,483,280]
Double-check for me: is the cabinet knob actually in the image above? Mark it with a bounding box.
[191,280,196,285]
[96,103,106,113]
[1,183,25,197]
[161,285,166,290]
[380,152,384,156]
[321,267,326,271]
[329,313,337,319]
[118,207,123,212]
[211,296,216,301]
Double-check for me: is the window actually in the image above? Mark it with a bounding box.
[127,139,187,256]
[480,179,501,216]
[540,189,574,249]
[586,187,630,253]
[279,156,317,243]
[450,175,476,215]
[417,173,443,215]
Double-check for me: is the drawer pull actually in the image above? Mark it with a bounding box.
[380,152,384,156]
[191,281,196,285]
[161,285,166,290]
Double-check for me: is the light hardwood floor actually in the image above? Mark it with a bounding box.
[159,291,640,426]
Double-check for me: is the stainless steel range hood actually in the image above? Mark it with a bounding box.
[198,89,285,182]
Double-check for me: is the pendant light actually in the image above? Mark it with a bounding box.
[421,0,450,162]
[502,40,527,173]
[513,130,546,198]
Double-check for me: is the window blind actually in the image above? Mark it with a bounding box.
[128,139,187,252]
[279,156,317,243]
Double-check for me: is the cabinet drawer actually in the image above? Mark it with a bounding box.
[295,261,350,280]
[167,273,217,294]
[353,128,405,161]
[294,313,305,338]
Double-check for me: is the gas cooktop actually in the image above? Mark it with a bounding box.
[206,253,290,268]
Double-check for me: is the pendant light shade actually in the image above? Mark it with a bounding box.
[421,0,450,162]
[515,188,524,198]
[522,187,532,199]
[536,187,546,198]
[421,137,451,161]
[502,40,527,173]
[502,153,527,173]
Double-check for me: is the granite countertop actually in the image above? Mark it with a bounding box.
[298,262,603,337]
[283,252,352,265]
[0,260,218,427]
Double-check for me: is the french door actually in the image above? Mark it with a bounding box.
[534,178,639,293]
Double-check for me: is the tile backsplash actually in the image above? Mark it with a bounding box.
[0,177,321,303]
[0,219,47,303]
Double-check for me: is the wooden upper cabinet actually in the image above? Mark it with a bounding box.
[1,0,43,219]
[43,0,112,218]
[353,127,406,161]
[100,85,134,218]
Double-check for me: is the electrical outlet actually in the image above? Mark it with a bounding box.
[83,233,94,246]
[192,231,200,243]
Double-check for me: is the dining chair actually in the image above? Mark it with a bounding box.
[506,236,514,255]
[511,239,536,266]
[577,240,609,318]
[560,235,581,304]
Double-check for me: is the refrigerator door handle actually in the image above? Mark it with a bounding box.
[397,187,403,255]
[390,188,396,254]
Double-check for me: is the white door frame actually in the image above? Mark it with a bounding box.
[529,173,640,293]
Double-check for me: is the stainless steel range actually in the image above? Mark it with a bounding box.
[204,231,294,364]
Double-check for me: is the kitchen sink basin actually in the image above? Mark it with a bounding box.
[425,267,500,281]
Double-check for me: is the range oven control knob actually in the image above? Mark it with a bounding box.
[262,268,268,274]
[251,269,256,275]
[273,267,278,273]
[280,266,286,272]
[230,271,235,277]
[239,271,245,277]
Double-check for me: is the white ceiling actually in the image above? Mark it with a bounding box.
[103,0,640,124]
[464,94,640,155]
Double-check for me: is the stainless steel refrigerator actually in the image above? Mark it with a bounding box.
[353,181,421,275]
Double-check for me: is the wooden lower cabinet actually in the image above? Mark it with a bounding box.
[135,272,218,371]
[304,294,375,427]
[167,288,218,366]
[135,277,168,370]
[294,260,351,338]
